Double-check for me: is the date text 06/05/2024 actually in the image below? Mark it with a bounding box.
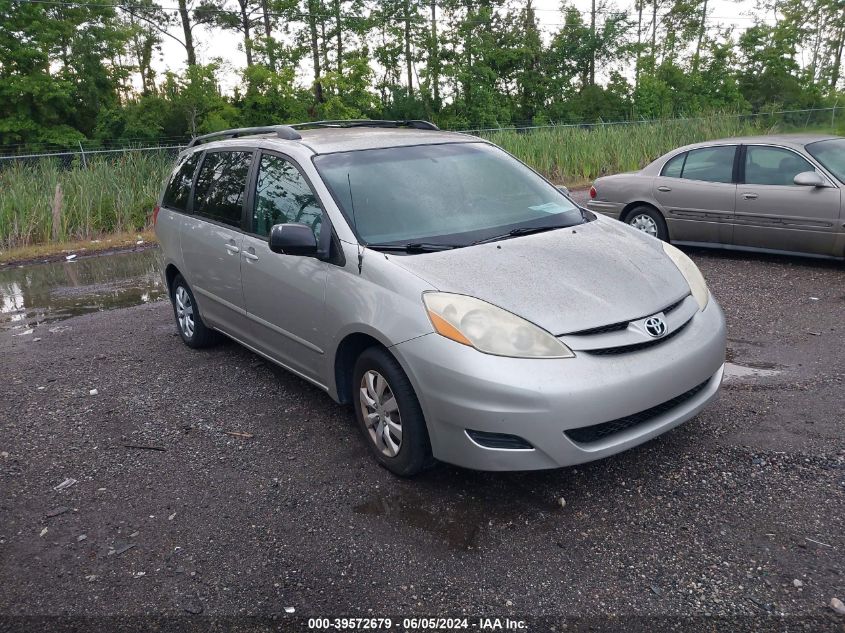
[306,617,528,630]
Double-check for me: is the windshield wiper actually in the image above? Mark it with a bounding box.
[366,242,460,253]
[470,224,568,246]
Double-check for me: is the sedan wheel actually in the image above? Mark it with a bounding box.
[630,213,658,237]
[359,370,403,457]
[625,206,668,241]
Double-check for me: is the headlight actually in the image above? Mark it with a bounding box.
[422,292,574,358]
[662,242,709,310]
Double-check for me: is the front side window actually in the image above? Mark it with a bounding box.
[162,152,201,211]
[253,154,323,239]
[744,146,815,186]
[680,146,736,183]
[313,142,583,246]
[805,139,844,184]
[193,151,253,227]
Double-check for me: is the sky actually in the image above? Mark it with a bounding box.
[148,0,767,95]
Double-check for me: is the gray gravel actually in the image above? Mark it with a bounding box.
[0,248,843,630]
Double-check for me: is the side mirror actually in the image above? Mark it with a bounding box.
[269,223,317,256]
[793,171,825,187]
[557,185,570,196]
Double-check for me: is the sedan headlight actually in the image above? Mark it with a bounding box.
[662,242,709,310]
[422,292,574,358]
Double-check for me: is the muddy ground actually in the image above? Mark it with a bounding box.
[0,247,843,632]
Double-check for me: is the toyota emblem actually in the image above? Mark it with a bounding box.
[644,315,667,338]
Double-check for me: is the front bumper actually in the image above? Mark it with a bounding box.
[392,298,726,471]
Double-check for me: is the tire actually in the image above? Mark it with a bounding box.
[171,274,218,349]
[352,347,433,477]
[625,205,669,241]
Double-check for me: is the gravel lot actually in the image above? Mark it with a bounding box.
[1,247,843,631]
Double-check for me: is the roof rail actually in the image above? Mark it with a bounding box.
[186,125,302,149]
[289,119,440,131]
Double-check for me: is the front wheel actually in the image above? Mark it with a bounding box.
[625,206,669,241]
[352,347,433,477]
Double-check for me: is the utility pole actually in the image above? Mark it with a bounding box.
[589,0,596,85]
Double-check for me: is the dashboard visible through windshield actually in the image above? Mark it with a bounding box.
[313,142,585,249]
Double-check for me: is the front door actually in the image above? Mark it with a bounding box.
[241,151,329,385]
[733,145,841,256]
[652,145,737,245]
[180,150,254,340]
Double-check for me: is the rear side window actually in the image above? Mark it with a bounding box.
[193,151,253,228]
[661,152,686,177]
[678,146,735,183]
[162,152,201,211]
[253,154,323,238]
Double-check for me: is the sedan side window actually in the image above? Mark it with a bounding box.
[661,152,686,178]
[193,151,253,228]
[680,146,736,183]
[253,154,323,239]
[744,146,815,186]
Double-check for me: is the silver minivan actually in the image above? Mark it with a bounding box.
[155,120,726,476]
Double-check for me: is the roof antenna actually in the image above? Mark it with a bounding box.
[348,173,364,274]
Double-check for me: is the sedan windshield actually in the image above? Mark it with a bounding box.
[313,142,584,247]
[806,138,845,183]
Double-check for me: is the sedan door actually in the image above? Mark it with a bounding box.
[652,145,737,245]
[179,150,254,341]
[734,145,841,256]
[240,151,329,386]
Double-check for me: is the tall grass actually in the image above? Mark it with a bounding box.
[0,152,171,250]
[0,113,833,250]
[481,115,769,183]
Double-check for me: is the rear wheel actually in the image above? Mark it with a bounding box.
[625,205,669,241]
[171,275,218,348]
[352,347,432,477]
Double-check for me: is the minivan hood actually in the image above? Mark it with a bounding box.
[387,217,691,335]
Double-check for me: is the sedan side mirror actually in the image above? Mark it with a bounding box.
[269,223,317,256]
[557,185,570,196]
[793,171,826,187]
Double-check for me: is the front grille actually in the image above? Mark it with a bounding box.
[466,429,533,450]
[564,378,710,444]
[567,295,688,337]
[585,320,690,355]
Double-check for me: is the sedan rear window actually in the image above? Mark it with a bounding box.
[679,146,735,183]
[313,142,583,246]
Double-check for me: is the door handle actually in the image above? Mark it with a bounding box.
[741,193,758,200]
[243,250,259,261]
[657,186,672,192]
[224,243,240,254]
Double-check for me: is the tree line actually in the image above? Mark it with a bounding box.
[1,0,843,152]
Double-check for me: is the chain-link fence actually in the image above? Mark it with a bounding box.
[1,107,841,166]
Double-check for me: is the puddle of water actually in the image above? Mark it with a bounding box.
[0,249,166,332]
[724,362,782,380]
[724,347,785,380]
[354,495,482,550]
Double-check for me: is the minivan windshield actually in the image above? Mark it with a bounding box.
[313,142,584,247]
[806,138,845,183]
